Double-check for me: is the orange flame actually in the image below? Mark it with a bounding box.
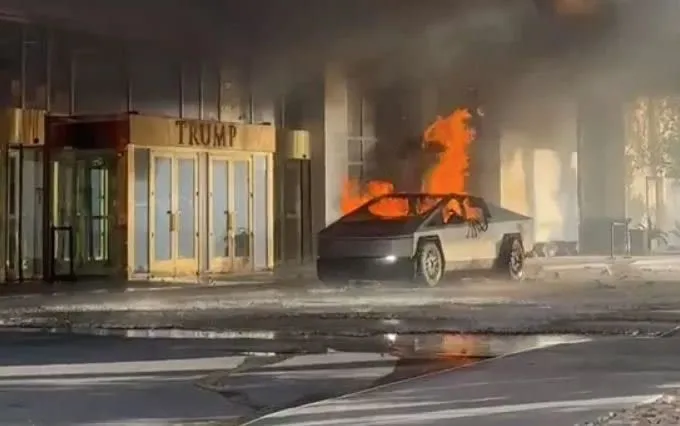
[422,108,474,195]
[341,108,475,218]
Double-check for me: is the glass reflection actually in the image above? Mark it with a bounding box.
[253,156,267,269]
[134,149,150,272]
[177,158,195,259]
[211,160,229,258]
[153,157,172,261]
[233,160,250,259]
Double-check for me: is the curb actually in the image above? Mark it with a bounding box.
[0,325,277,340]
[0,279,280,300]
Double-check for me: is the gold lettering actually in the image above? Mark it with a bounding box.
[214,124,226,147]
[175,120,239,149]
[176,120,187,144]
[228,125,237,147]
[189,124,199,145]
[200,123,211,146]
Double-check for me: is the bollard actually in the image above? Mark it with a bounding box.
[610,219,631,259]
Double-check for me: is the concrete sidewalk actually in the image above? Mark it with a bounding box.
[198,352,402,424]
[247,337,680,426]
[0,254,677,303]
[527,254,680,273]
[189,336,584,424]
[0,255,678,338]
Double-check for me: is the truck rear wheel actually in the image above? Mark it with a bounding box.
[507,238,525,280]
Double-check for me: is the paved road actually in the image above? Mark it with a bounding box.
[0,332,254,425]
[0,332,420,426]
[248,336,680,426]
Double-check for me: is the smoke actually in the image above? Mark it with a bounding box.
[252,0,680,116]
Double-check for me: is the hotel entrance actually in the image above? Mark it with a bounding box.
[207,154,252,273]
[0,109,47,283]
[50,149,119,278]
[47,113,274,281]
[148,151,199,277]
[5,145,44,281]
[129,114,274,280]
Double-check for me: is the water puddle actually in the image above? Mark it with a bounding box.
[384,332,591,358]
[215,333,592,425]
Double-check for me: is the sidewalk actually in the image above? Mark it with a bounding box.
[0,266,316,299]
[527,254,680,273]
[2,254,677,299]
[246,337,680,426]
[0,255,679,339]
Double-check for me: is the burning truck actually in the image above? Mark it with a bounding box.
[317,192,533,287]
[317,107,534,287]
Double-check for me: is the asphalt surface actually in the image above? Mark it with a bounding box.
[249,336,680,426]
[0,332,253,425]
[2,262,680,425]
[0,332,485,426]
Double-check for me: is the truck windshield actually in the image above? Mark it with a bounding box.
[339,194,445,222]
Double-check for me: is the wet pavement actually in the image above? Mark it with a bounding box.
[0,327,597,425]
[248,336,680,426]
[1,329,564,426]
[5,291,680,342]
[2,263,680,424]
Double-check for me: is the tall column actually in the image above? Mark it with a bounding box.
[498,91,580,247]
[321,63,349,225]
[577,97,627,253]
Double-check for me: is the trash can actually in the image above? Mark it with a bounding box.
[629,228,649,256]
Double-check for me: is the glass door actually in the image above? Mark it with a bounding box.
[78,156,114,271]
[232,159,252,271]
[149,152,199,276]
[6,149,20,280]
[208,155,252,273]
[5,146,45,281]
[175,153,199,275]
[52,150,117,277]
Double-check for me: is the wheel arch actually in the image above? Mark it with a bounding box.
[494,233,524,267]
[415,235,443,258]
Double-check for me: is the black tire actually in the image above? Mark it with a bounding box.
[415,241,444,287]
[507,238,525,280]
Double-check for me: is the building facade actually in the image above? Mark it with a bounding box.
[310,63,636,257]
[0,17,282,282]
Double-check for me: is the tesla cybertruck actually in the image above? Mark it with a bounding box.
[317,193,533,287]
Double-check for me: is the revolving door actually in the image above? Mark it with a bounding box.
[5,145,44,281]
[50,149,120,279]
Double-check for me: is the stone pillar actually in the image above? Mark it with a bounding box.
[321,63,349,226]
[307,62,349,229]
[498,91,580,247]
[577,97,627,254]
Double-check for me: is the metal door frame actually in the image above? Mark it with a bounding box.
[149,150,200,277]
[173,151,200,276]
[5,145,45,282]
[207,153,253,273]
[5,146,23,282]
[149,151,175,276]
[50,149,117,278]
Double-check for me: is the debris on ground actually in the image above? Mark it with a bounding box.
[582,393,680,425]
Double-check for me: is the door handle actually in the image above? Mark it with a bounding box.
[225,211,234,232]
[168,211,176,232]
